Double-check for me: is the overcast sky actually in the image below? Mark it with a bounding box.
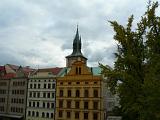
[0,0,159,68]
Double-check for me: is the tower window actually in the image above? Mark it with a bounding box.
[76,67,81,75]
[76,67,78,74]
[79,67,81,74]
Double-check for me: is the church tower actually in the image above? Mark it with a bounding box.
[66,26,87,67]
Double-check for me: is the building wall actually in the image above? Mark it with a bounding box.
[8,78,28,118]
[26,77,56,120]
[56,61,104,120]
[103,79,121,120]
[0,79,10,114]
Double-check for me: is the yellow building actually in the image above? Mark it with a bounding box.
[55,27,104,120]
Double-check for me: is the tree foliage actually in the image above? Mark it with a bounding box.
[100,1,160,120]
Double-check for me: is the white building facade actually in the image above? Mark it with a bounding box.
[26,68,62,120]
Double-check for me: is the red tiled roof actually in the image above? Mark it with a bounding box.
[0,73,16,79]
[0,66,5,71]
[7,64,19,71]
[38,67,63,75]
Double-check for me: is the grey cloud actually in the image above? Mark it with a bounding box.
[0,0,152,67]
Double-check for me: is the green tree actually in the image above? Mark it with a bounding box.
[100,1,160,120]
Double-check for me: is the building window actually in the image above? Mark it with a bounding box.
[60,82,63,85]
[84,101,88,109]
[76,67,78,74]
[52,84,55,89]
[93,113,98,120]
[48,84,51,89]
[67,101,71,108]
[76,82,80,84]
[84,90,89,97]
[33,102,35,107]
[32,111,35,117]
[28,111,31,116]
[34,84,36,89]
[47,93,50,98]
[33,92,36,97]
[76,90,80,97]
[47,102,50,108]
[37,92,40,98]
[51,113,54,118]
[93,90,98,97]
[44,84,46,89]
[68,90,71,97]
[21,108,23,113]
[30,84,32,89]
[67,112,71,118]
[75,101,79,108]
[42,112,45,118]
[22,99,24,104]
[59,111,63,117]
[46,112,49,118]
[93,102,98,110]
[52,92,55,98]
[79,67,81,74]
[51,103,54,108]
[75,112,79,119]
[38,84,40,89]
[43,102,45,108]
[59,90,63,97]
[29,101,31,107]
[68,82,71,85]
[29,92,32,97]
[36,112,39,117]
[94,82,97,84]
[37,102,39,107]
[43,93,46,98]
[84,112,88,119]
[59,100,63,108]
[85,82,88,84]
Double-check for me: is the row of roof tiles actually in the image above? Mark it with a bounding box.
[0,64,101,79]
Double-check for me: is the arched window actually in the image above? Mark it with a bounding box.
[46,113,49,118]
[32,111,35,117]
[47,102,50,108]
[36,112,39,117]
[51,113,54,118]
[42,112,45,118]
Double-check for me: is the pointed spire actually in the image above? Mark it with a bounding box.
[73,25,80,51]
[65,25,87,67]
[75,25,79,41]
[67,26,87,58]
[79,36,81,49]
